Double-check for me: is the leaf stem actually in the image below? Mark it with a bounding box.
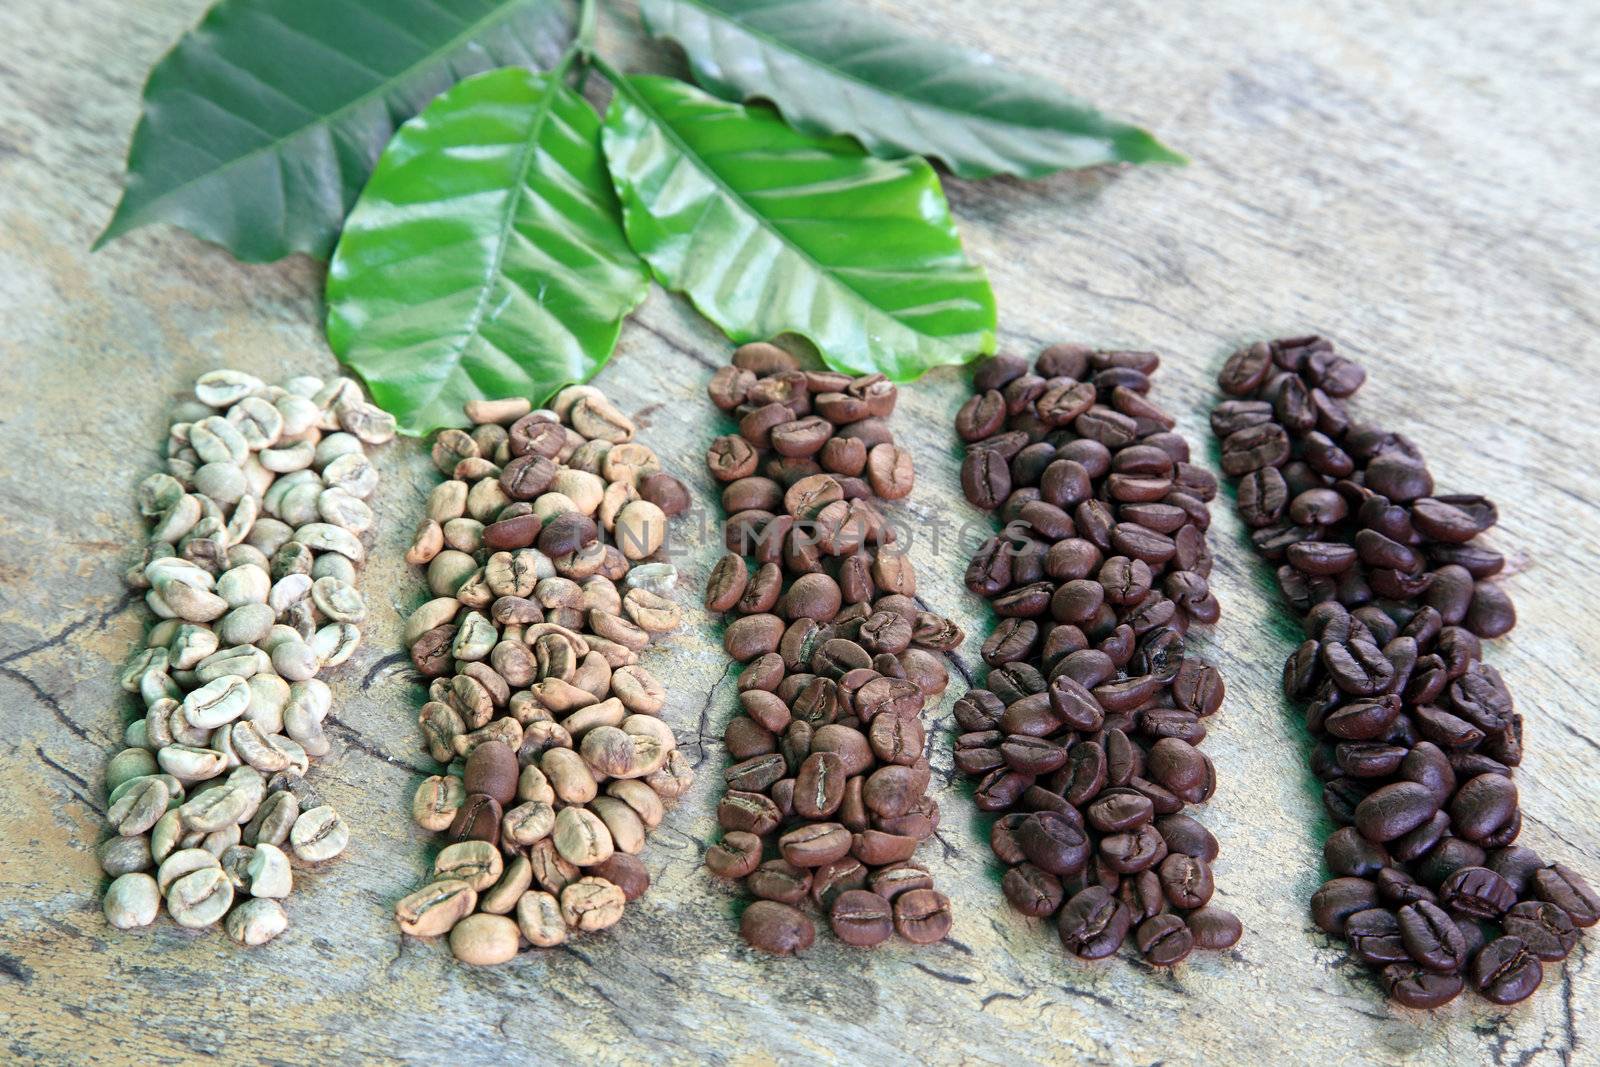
[563,0,598,91]
[575,0,598,59]
[588,54,630,97]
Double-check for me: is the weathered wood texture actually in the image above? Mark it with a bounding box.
[2,0,1598,1063]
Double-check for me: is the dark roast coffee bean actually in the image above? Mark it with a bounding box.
[1058,886,1132,960]
[1382,963,1463,1008]
[1532,863,1600,927]
[1448,773,1518,843]
[1002,863,1065,917]
[1219,342,1273,396]
[1220,423,1290,476]
[1398,900,1466,973]
[1311,877,1379,935]
[1354,782,1439,843]
[1438,866,1515,919]
[1136,913,1194,966]
[1346,907,1408,965]
[1186,907,1242,950]
[1471,936,1542,1005]
[1502,901,1579,961]
[1018,811,1091,876]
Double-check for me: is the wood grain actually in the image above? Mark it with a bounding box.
[1,0,1597,1063]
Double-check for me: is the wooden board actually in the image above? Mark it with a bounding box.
[1,0,1597,1063]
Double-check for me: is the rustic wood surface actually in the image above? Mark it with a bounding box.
[2,0,1598,1063]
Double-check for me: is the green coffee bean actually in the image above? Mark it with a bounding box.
[183,675,251,729]
[106,748,158,792]
[194,462,248,505]
[167,866,234,928]
[244,790,299,847]
[157,744,229,784]
[156,847,219,894]
[104,872,162,929]
[191,416,249,465]
[246,842,293,898]
[225,897,287,945]
[99,834,153,877]
[228,396,283,449]
[107,777,170,836]
[311,576,365,623]
[289,805,348,862]
[195,370,263,408]
[309,623,360,667]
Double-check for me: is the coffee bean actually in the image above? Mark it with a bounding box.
[1382,963,1464,1008]
[1136,913,1194,966]
[1186,906,1243,950]
[829,889,894,947]
[891,888,951,944]
[1397,900,1466,972]
[705,350,958,949]
[449,912,520,965]
[707,832,764,879]
[395,389,690,957]
[1533,863,1600,926]
[1057,886,1130,959]
[742,900,815,955]
[1472,935,1542,1004]
[1439,865,1515,919]
[1311,877,1380,935]
[962,449,1012,509]
[1503,900,1579,961]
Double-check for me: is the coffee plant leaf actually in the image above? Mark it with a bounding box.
[98,0,574,261]
[600,73,995,380]
[327,68,647,435]
[639,0,1184,179]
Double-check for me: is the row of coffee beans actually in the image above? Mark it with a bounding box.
[1214,336,1600,1006]
[104,370,392,943]
[703,342,962,954]
[395,388,695,964]
[954,345,1241,966]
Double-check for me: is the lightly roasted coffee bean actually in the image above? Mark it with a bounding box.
[397,386,693,963]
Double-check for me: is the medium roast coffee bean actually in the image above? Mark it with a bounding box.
[954,344,1236,965]
[829,889,893,947]
[742,901,815,955]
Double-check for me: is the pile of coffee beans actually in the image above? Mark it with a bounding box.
[396,387,695,965]
[703,341,963,954]
[1214,335,1599,1006]
[104,370,392,944]
[953,344,1241,967]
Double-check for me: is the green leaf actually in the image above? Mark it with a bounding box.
[599,73,995,380]
[98,0,574,262]
[638,0,1183,179]
[326,67,649,436]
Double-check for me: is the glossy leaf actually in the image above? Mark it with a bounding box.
[600,74,995,380]
[326,67,649,436]
[98,0,574,262]
[639,0,1183,179]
